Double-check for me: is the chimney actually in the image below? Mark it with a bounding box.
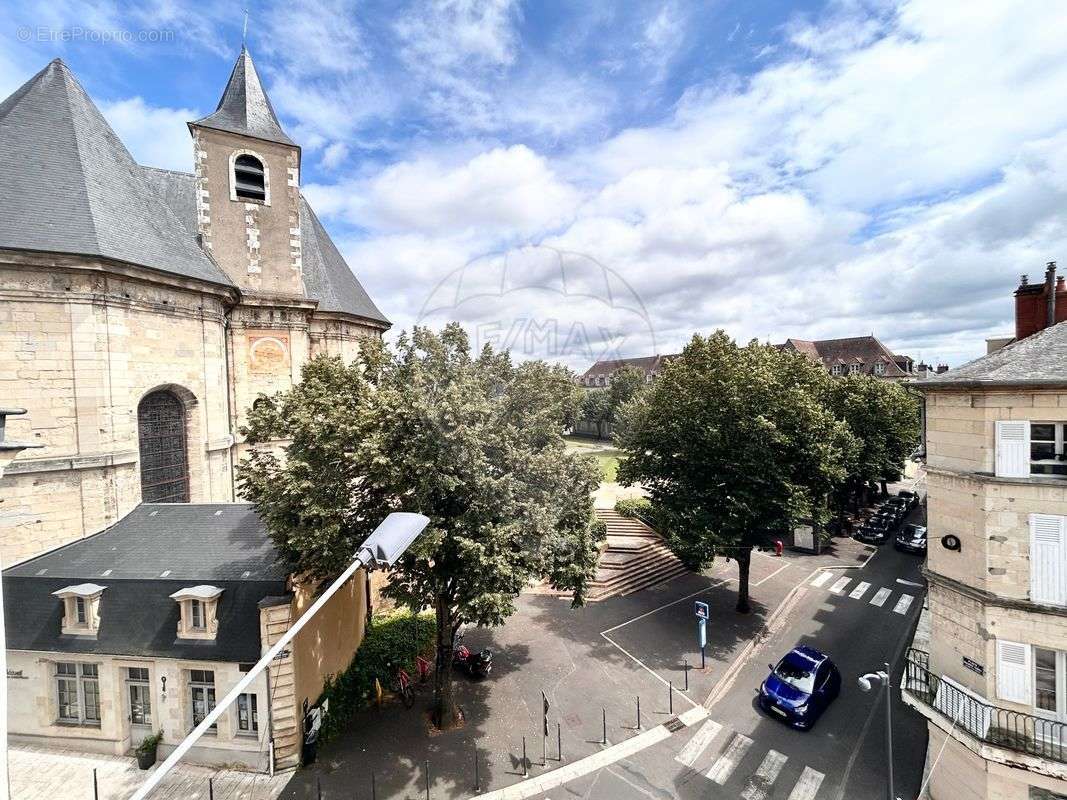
[936,363,949,374]
[1015,263,1059,340]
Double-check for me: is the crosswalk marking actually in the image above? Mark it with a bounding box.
[870,587,891,607]
[675,719,722,768]
[810,571,833,588]
[787,766,826,800]
[848,581,871,600]
[740,749,788,800]
[893,594,914,615]
[828,577,851,594]
[706,732,753,784]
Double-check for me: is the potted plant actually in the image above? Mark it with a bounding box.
[135,731,162,770]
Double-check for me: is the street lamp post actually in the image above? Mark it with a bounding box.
[0,408,43,800]
[858,661,895,800]
[129,511,430,800]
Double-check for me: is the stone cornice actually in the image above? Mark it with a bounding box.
[925,566,1067,618]
[926,465,1067,490]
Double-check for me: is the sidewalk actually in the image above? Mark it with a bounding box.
[9,743,292,800]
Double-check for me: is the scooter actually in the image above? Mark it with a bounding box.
[453,634,493,678]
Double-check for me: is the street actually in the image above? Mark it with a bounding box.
[529,532,928,800]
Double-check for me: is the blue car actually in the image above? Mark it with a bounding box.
[758,646,841,730]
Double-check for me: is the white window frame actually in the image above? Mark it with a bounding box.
[189,669,217,732]
[228,148,271,205]
[75,596,87,624]
[236,692,259,734]
[997,639,1032,704]
[874,362,886,376]
[848,363,860,375]
[126,666,152,727]
[995,420,1031,478]
[55,662,101,726]
[190,599,205,631]
[831,364,843,376]
[1031,514,1067,606]
[1030,422,1067,478]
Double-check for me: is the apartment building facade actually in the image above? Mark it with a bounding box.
[905,269,1067,800]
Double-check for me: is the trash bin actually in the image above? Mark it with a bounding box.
[302,727,319,765]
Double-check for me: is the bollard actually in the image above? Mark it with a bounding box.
[522,736,528,777]
[474,747,481,792]
[602,707,607,744]
[372,771,377,800]
[209,777,214,800]
[93,768,99,800]
[317,777,323,800]
[557,721,562,762]
[669,680,674,715]
[684,658,689,691]
[425,760,431,800]
[637,695,641,729]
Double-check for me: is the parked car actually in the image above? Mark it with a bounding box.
[873,505,903,528]
[895,523,928,554]
[884,496,910,515]
[855,517,892,544]
[759,645,841,730]
[897,490,921,510]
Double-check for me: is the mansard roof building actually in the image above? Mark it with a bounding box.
[0,51,388,565]
[777,335,918,380]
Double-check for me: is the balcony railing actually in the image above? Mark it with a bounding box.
[904,648,1067,764]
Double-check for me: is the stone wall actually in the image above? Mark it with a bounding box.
[0,261,235,565]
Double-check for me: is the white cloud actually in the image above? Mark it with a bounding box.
[100,96,198,171]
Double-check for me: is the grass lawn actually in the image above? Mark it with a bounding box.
[565,435,625,482]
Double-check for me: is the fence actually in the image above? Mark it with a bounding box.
[904,648,1067,764]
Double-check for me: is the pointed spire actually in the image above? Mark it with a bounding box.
[193,47,294,146]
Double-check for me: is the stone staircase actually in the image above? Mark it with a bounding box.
[587,510,691,600]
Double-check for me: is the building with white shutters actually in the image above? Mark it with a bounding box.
[903,268,1067,800]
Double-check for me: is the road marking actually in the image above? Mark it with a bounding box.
[896,578,923,587]
[848,581,871,600]
[870,588,891,607]
[787,766,826,800]
[829,577,851,594]
[740,749,788,800]
[675,719,722,768]
[706,732,753,784]
[810,572,833,588]
[893,594,914,615]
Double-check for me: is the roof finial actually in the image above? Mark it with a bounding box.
[242,7,249,46]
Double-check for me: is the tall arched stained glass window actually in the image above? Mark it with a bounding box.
[137,390,190,503]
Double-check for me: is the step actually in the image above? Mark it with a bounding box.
[591,556,689,594]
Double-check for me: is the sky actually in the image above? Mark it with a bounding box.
[3,0,1067,369]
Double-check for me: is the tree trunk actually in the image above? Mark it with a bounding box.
[735,546,752,614]
[432,595,461,729]
[879,478,888,496]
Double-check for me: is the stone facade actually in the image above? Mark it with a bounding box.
[915,387,1067,800]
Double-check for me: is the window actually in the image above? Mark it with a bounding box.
[848,363,861,375]
[831,365,843,376]
[874,362,886,376]
[1036,647,1059,713]
[137,390,190,502]
[170,586,223,639]
[53,584,106,636]
[189,670,216,730]
[1031,423,1067,477]
[1031,515,1067,606]
[126,667,152,726]
[75,597,87,624]
[55,662,100,725]
[190,599,205,630]
[233,154,266,201]
[237,693,259,733]
[1031,787,1067,800]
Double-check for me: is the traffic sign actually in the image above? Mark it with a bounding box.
[694,601,709,619]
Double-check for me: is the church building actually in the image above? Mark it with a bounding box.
[0,50,389,566]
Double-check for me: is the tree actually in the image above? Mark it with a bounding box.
[580,388,612,439]
[238,324,603,728]
[616,331,856,613]
[609,365,646,416]
[826,375,921,508]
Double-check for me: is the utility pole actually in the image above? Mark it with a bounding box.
[0,408,43,800]
[858,661,896,800]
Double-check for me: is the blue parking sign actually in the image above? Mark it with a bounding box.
[694,601,709,619]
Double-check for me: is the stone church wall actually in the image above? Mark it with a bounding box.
[0,261,235,565]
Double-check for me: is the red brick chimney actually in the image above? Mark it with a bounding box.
[1015,262,1067,340]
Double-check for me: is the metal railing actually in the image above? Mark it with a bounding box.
[904,648,1067,763]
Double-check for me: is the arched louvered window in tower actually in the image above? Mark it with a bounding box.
[233,154,266,201]
[137,390,190,503]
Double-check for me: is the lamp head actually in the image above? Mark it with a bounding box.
[358,512,430,569]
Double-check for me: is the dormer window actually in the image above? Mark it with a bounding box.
[874,362,886,376]
[170,585,223,640]
[849,363,861,375]
[234,154,265,200]
[52,584,106,637]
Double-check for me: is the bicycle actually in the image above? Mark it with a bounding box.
[392,665,414,708]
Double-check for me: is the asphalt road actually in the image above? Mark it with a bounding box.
[537,517,929,800]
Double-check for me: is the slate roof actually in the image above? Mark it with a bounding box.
[2,504,289,663]
[140,168,389,324]
[778,336,912,378]
[919,321,1067,389]
[193,47,295,147]
[0,60,232,288]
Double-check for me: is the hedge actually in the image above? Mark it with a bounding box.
[315,608,436,742]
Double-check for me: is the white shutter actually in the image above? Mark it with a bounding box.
[1031,514,1067,606]
[996,639,1031,703]
[995,421,1030,478]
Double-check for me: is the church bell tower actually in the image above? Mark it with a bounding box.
[187,47,304,298]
